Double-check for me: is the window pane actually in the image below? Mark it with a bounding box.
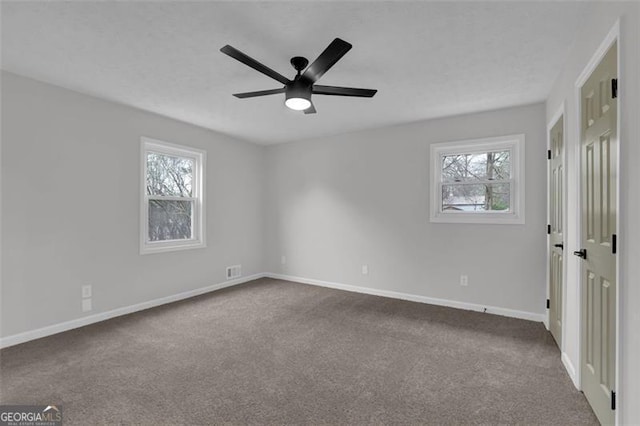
[442,150,510,182]
[442,183,510,212]
[148,200,193,241]
[146,152,193,197]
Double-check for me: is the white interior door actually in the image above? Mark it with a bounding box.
[578,41,617,426]
[549,115,564,347]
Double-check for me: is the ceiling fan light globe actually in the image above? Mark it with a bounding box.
[285,97,312,111]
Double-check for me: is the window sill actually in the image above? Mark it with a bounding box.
[140,240,206,255]
[430,212,525,225]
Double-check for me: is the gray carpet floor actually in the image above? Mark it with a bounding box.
[1,278,597,425]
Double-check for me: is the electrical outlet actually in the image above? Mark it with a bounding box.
[82,299,92,312]
[281,255,286,265]
[362,264,369,275]
[460,275,469,286]
[82,285,92,299]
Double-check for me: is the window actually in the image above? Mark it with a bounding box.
[430,134,525,224]
[140,137,205,254]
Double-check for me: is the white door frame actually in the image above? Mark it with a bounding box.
[546,102,567,350]
[573,18,620,424]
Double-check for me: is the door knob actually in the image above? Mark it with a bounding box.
[554,243,564,249]
[573,249,587,259]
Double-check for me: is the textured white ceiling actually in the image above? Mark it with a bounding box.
[1,1,586,145]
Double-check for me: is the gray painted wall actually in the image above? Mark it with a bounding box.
[545,2,640,423]
[265,103,547,316]
[2,10,639,419]
[0,71,265,337]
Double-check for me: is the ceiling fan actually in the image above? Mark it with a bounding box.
[220,38,377,114]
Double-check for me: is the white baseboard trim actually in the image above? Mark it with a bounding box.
[561,351,579,389]
[266,273,545,322]
[1,272,546,349]
[0,273,266,349]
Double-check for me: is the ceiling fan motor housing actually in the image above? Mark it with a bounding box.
[285,79,312,102]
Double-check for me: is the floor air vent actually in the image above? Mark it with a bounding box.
[226,265,242,280]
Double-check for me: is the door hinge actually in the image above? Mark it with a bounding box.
[547,149,551,160]
[612,79,618,99]
[546,299,550,309]
[547,224,551,235]
[611,390,616,410]
[612,234,617,254]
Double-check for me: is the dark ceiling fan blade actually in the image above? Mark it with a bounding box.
[304,103,317,114]
[221,45,290,85]
[301,38,352,84]
[233,88,285,99]
[312,85,377,97]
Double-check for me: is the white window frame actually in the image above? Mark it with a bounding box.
[429,134,525,224]
[140,137,206,254]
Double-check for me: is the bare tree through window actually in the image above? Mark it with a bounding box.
[441,150,511,211]
[146,152,194,241]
